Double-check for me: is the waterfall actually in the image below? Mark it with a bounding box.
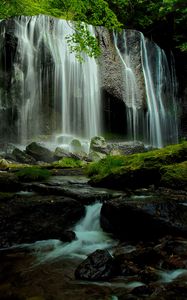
[141,33,178,147]
[0,15,101,144]
[113,31,144,141]
[0,17,179,147]
[114,30,178,148]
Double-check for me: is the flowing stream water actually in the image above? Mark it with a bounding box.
[31,202,116,263]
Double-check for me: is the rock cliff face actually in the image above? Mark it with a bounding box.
[96,27,145,109]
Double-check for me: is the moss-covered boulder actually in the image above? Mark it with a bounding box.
[87,142,187,190]
[90,136,108,154]
[0,159,9,170]
[160,161,187,190]
[89,150,107,162]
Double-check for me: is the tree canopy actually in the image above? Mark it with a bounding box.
[0,0,186,57]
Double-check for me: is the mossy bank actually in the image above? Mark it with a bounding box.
[86,142,187,190]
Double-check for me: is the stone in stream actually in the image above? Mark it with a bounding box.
[75,249,118,280]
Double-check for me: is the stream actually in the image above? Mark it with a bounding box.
[0,173,187,299]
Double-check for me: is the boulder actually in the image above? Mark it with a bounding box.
[108,141,146,155]
[26,142,54,163]
[89,150,107,162]
[90,136,108,154]
[75,249,117,280]
[160,161,187,190]
[12,148,36,164]
[0,158,9,170]
[54,147,72,160]
[0,195,85,247]
[70,139,82,153]
[100,197,187,241]
[88,142,187,189]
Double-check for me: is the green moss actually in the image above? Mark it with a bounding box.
[16,167,51,182]
[160,161,187,189]
[52,157,85,168]
[87,142,187,177]
[86,142,187,187]
[86,155,126,177]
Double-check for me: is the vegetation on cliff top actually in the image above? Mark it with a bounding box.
[0,0,186,58]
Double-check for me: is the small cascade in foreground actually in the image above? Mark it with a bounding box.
[33,203,115,263]
[0,15,101,144]
[114,30,178,148]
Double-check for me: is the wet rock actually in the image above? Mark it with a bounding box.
[25,181,121,205]
[0,159,9,170]
[100,197,187,241]
[154,280,187,299]
[160,237,187,257]
[54,147,72,160]
[70,139,82,153]
[162,255,187,269]
[108,141,146,156]
[26,142,55,163]
[90,136,108,154]
[116,259,140,276]
[139,266,159,284]
[12,148,36,164]
[114,246,162,272]
[89,150,107,162]
[0,195,85,247]
[75,249,117,281]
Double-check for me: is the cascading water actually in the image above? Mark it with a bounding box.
[0,17,179,148]
[113,31,144,141]
[114,30,178,148]
[30,202,115,263]
[141,33,178,147]
[0,15,101,144]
